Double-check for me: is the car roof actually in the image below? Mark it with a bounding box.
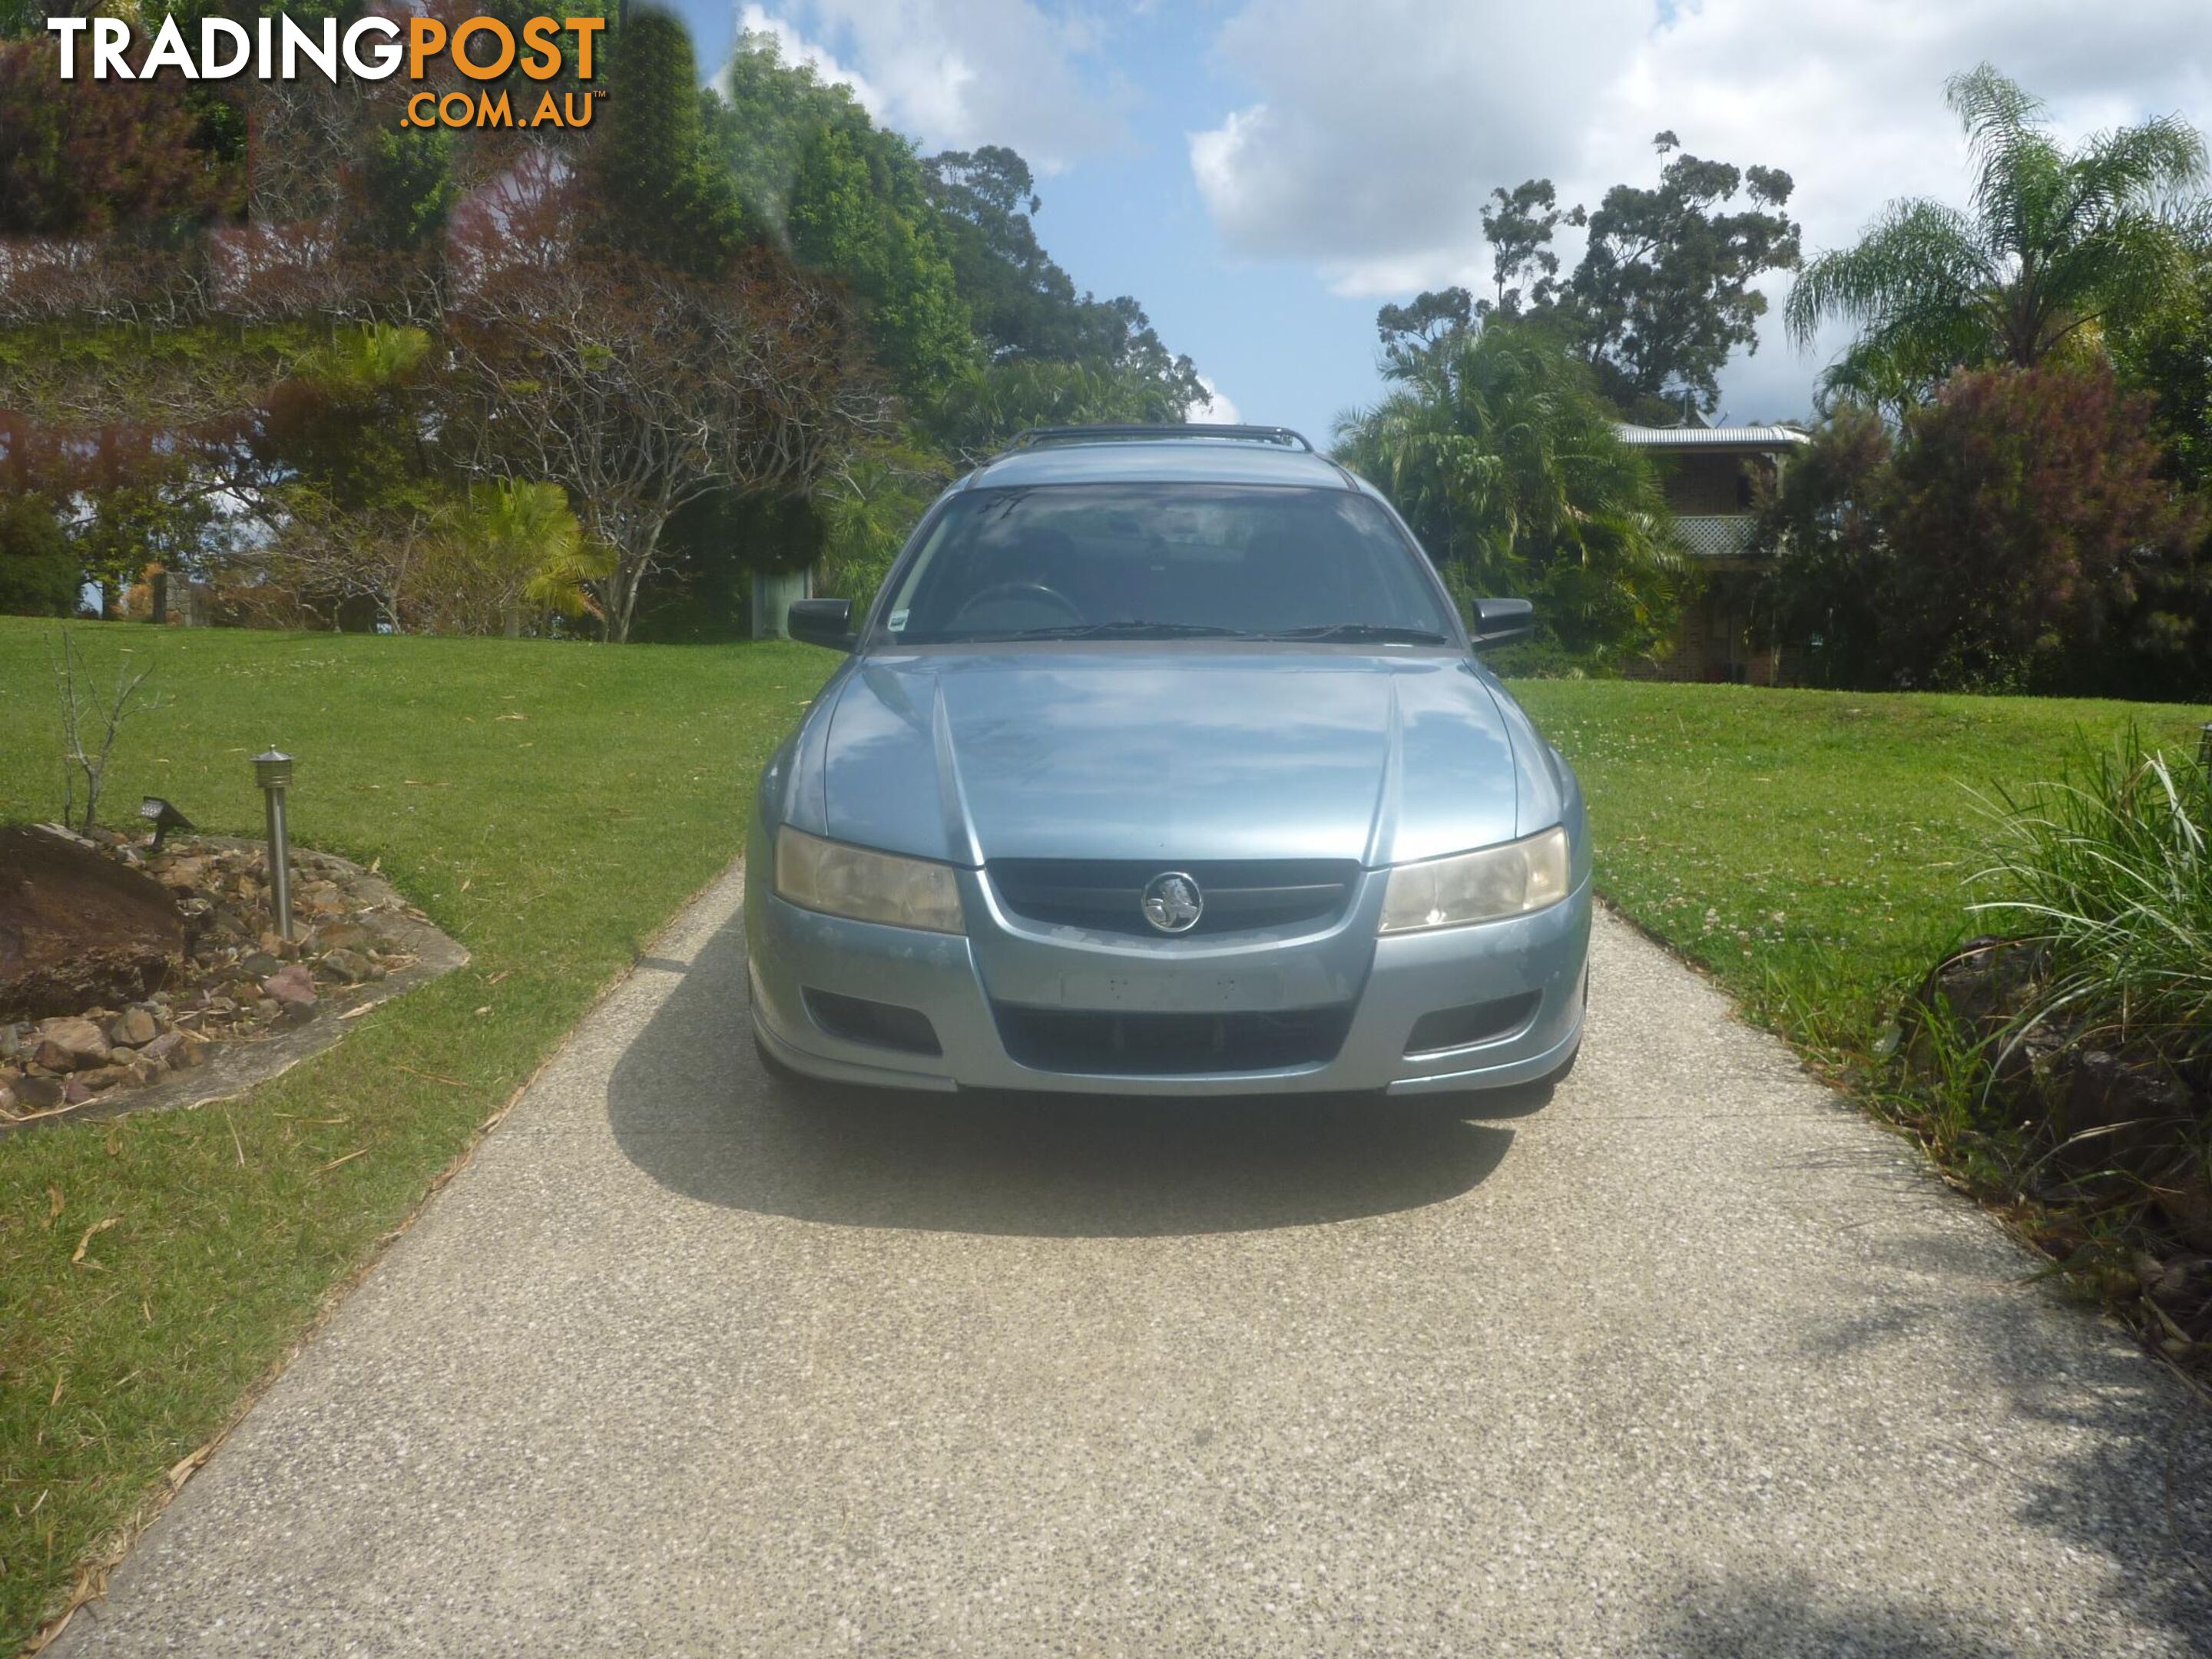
[961,435,1367,493]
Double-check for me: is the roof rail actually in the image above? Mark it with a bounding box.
[1005,422,1316,454]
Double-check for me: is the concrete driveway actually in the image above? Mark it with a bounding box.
[52,866,2212,1657]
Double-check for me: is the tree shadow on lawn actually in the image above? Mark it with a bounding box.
[605,916,1524,1239]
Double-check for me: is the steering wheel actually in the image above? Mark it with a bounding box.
[949,581,1085,629]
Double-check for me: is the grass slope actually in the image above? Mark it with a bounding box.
[1512,680,2210,1060]
[0,620,832,1647]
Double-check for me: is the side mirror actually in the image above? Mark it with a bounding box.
[1470,597,1534,649]
[786,598,856,652]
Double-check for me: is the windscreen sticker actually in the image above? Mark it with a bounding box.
[888,608,909,632]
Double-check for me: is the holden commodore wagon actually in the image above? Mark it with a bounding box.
[745,424,1591,1097]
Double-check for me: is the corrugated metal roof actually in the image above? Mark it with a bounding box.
[1614,423,1810,449]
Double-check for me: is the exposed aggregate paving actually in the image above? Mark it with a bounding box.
[51,866,2212,1657]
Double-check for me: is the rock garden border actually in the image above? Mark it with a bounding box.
[2,830,466,1134]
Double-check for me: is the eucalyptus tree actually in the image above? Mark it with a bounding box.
[1788,65,2208,409]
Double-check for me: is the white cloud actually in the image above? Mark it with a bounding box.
[737,2,1126,171]
[1189,374,1243,425]
[1190,0,2212,416]
[1190,0,1647,290]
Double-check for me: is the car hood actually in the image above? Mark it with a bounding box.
[796,647,1548,868]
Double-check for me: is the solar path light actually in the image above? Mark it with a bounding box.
[2200,722,2211,783]
[254,748,295,942]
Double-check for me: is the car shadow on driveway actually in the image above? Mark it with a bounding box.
[607,918,1519,1237]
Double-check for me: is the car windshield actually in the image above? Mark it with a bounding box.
[873,483,1459,646]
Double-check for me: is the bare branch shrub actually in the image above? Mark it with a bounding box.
[49,627,163,833]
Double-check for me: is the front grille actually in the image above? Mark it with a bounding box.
[994,1004,1351,1076]
[988,858,1358,938]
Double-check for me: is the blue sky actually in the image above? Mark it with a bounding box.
[662,1,2209,445]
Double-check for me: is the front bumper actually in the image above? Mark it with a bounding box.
[744,838,1591,1098]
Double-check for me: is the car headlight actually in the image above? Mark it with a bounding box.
[774,826,966,934]
[1379,826,1571,933]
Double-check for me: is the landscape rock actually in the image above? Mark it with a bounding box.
[321,948,374,984]
[138,1031,185,1069]
[32,1017,109,1071]
[108,1007,159,1048]
[14,1073,63,1110]
[61,1078,92,1106]
[263,963,316,1007]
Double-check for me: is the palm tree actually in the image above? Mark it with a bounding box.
[1334,320,1680,661]
[1787,65,2207,408]
[430,480,612,636]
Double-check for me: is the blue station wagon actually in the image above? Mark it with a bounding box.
[745,425,1591,1097]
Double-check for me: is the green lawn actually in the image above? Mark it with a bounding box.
[2,622,2205,1649]
[0,619,834,1647]
[1512,680,2211,1062]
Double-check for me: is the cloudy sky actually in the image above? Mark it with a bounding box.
[665,1,2209,442]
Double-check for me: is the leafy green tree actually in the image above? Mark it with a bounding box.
[816,438,949,609]
[1764,360,2203,694]
[926,358,1191,465]
[1788,65,2208,410]
[0,493,75,616]
[353,126,455,252]
[418,480,612,635]
[922,145,1203,410]
[1752,406,1899,687]
[1479,179,1581,318]
[1565,134,1798,418]
[592,7,745,276]
[0,34,244,235]
[1375,288,1475,369]
[713,23,873,233]
[790,124,973,399]
[1372,141,1796,416]
[1335,320,1681,662]
[2112,214,2212,492]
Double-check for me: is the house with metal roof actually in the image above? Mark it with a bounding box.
[1617,419,1809,683]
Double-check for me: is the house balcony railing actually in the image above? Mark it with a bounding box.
[1673,514,1760,560]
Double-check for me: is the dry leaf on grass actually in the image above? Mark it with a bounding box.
[71,1216,119,1264]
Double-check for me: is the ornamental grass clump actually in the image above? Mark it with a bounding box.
[1972,733,2212,1075]
[1938,733,2212,1345]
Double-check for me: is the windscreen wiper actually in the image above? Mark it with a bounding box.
[1271,622,1452,644]
[1005,621,1258,640]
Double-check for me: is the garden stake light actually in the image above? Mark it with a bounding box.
[138,796,193,853]
[255,748,295,942]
